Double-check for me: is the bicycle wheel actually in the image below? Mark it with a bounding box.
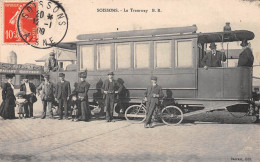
[161,106,183,125]
[125,105,147,123]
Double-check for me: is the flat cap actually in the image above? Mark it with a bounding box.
[107,71,114,75]
[151,76,157,81]
[58,73,65,77]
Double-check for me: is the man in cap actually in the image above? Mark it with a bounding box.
[20,75,36,118]
[238,40,254,67]
[44,52,58,72]
[144,76,164,128]
[201,42,226,69]
[76,72,91,121]
[102,71,123,122]
[37,74,56,119]
[55,73,71,120]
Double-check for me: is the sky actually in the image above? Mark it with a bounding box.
[1,0,260,64]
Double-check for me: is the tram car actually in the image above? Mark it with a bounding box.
[49,25,258,123]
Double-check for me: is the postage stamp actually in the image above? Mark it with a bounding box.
[3,0,68,49]
[3,2,37,43]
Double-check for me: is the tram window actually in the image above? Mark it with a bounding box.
[154,41,171,68]
[175,40,193,68]
[80,45,94,71]
[97,44,111,70]
[115,43,131,69]
[134,42,150,69]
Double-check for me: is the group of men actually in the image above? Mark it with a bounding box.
[201,40,253,68]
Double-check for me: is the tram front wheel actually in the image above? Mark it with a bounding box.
[161,106,183,125]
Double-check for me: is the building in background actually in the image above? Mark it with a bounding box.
[35,48,77,71]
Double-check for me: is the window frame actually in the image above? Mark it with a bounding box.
[154,40,172,69]
[115,42,132,70]
[96,43,113,71]
[79,45,95,71]
[174,39,194,69]
[134,41,151,69]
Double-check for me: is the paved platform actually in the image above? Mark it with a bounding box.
[0,94,259,161]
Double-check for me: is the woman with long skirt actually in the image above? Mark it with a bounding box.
[0,74,16,119]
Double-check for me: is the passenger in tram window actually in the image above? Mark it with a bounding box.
[102,72,123,122]
[144,76,164,128]
[44,52,58,72]
[201,42,226,69]
[238,40,254,67]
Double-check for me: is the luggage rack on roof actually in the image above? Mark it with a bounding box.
[76,25,198,41]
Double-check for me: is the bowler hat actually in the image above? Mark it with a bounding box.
[107,71,114,76]
[151,76,157,81]
[5,73,15,79]
[49,52,55,56]
[79,72,87,78]
[59,73,65,77]
[240,40,249,47]
[209,42,217,49]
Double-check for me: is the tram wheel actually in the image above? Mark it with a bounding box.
[161,106,183,125]
[125,105,146,123]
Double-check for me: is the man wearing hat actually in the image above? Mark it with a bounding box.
[20,75,36,118]
[44,52,58,72]
[144,76,164,128]
[37,74,56,119]
[76,72,91,121]
[201,42,226,69]
[55,73,71,120]
[102,71,123,122]
[238,40,254,67]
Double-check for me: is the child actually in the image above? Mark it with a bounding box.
[15,91,27,119]
[70,94,79,122]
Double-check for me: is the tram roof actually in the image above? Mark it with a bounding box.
[55,27,254,50]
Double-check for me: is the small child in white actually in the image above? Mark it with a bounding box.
[70,95,78,122]
[15,91,27,119]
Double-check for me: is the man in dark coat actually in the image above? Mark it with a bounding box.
[20,75,36,118]
[44,52,58,72]
[55,73,71,120]
[144,76,164,128]
[77,72,91,121]
[37,74,55,119]
[238,40,254,67]
[201,42,226,69]
[0,74,16,119]
[102,72,123,122]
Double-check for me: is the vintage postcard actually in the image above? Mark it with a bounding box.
[0,0,259,161]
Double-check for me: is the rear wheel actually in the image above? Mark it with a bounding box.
[161,106,183,125]
[125,105,146,123]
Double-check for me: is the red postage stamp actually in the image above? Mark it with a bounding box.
[3,2,37,43]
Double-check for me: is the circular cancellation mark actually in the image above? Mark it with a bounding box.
[17,0,68,49]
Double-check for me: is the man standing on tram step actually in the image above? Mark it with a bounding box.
[201,42,226,69]
[20,75,36,119]
[144,76,164,128]
[55,73,71,120]
[238,40,254,67]
[102,71,123,122]
[37,74,55,119]
[77,72,91,121]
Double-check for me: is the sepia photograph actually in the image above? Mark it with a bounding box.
[0,0,259,161]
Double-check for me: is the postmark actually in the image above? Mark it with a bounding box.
[17,0,68,49]
[3,2,37,43]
